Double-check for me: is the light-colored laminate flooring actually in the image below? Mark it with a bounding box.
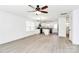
[0,34,79,53]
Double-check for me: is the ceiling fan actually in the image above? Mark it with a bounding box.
[28,5,48,15]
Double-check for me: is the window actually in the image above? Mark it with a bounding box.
[25,21,35,32]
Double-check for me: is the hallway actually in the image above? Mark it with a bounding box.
[0,34,79,53]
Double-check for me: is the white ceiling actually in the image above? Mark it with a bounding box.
[0,5,79,22]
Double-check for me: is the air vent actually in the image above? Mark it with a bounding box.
[61,13,68,15]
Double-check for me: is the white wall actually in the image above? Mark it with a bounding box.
[58,16,66,37]
[0,11,39,44]
[71,9,79,44]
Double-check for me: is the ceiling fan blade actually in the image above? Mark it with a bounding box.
[27,11,36,12]
[41,5,48,10]
[40,11,48,13]
[28,5,35,9]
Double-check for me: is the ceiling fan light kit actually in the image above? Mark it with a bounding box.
[35,11,41,15]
